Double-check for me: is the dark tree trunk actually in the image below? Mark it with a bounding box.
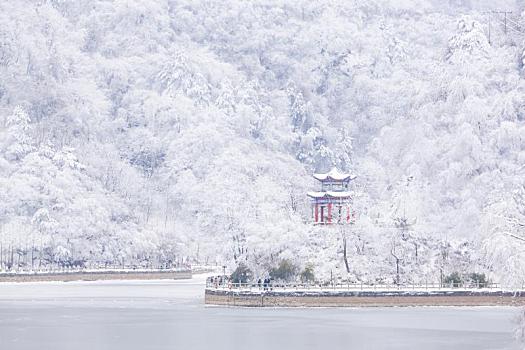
[343,235,350,273]
[395,258,400,284]
[391,247,401,285]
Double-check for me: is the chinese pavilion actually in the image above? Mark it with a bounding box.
[307,167,356,225]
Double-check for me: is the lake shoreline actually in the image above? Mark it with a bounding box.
[0,270,192,283]
[205,288,525,307]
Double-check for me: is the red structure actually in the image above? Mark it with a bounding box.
[307,168,355,225]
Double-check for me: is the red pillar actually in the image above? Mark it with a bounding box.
[328,203,332,224]
[347,206,350,223]
[314,204,319,223]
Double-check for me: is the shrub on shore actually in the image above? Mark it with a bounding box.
[443,272,488,288]
[269,259,298,282]
[300,265,315,283]
[231,263,253,284]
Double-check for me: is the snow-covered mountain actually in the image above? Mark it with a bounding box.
[1,0,525,285]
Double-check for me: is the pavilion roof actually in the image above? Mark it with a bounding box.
[313,167,356,182]
[307,191,353,199]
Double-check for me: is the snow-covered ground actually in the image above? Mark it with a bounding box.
[0,273,521,350]
[0,273,211,307]
[0,267,191,275]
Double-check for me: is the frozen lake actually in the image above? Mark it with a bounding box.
[0,274,520,350]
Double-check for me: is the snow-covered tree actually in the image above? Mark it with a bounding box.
[3,106,33,161]
[0,0,523,280]
[446,16,491,64]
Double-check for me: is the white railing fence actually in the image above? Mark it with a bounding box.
[206,281,512,291]
[0,265,192,275]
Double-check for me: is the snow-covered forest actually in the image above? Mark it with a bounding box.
[1,0,525,285]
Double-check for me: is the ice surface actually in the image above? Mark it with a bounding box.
[0,274,520,350]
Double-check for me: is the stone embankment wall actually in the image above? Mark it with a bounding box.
[0,270,192,282]
[205,289,525,307]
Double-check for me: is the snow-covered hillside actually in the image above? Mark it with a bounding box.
[1,0,525,285]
